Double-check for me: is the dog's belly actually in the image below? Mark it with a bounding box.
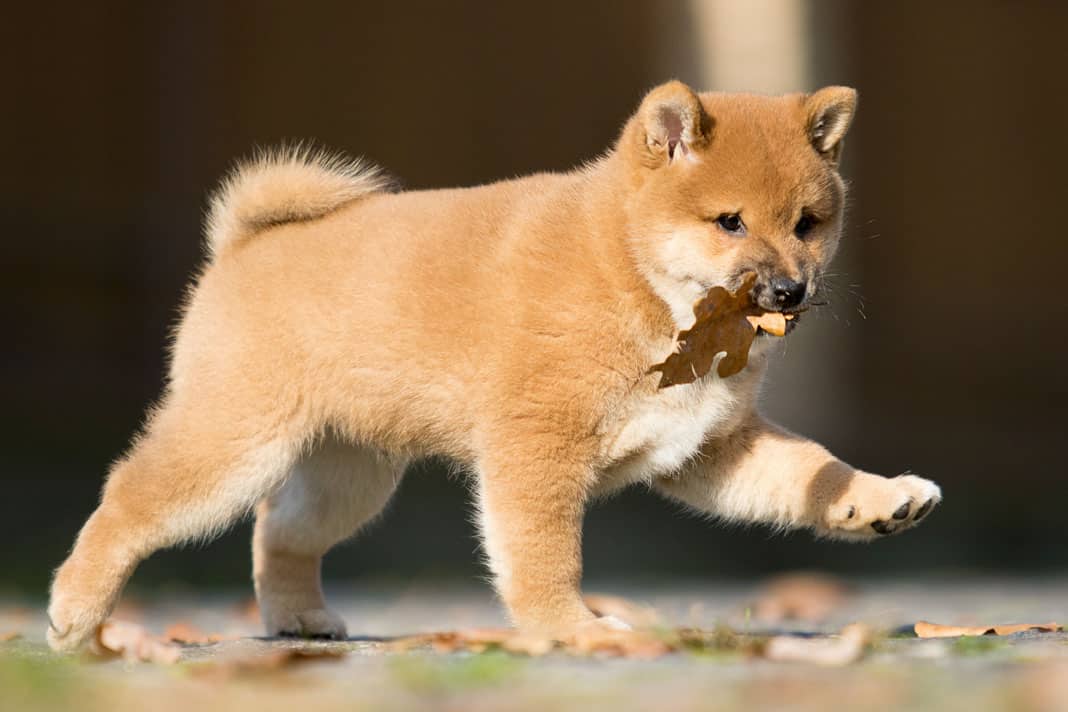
[600,374,739,487]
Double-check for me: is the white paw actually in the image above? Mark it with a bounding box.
[824,473,942,540]
[263,606,348,640]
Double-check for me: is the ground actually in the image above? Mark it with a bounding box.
[4,578,1068,711]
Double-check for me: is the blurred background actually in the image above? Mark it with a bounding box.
[3,0,1066,597]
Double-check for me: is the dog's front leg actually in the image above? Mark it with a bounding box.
[656,415,941,540]
[475,445,603,635]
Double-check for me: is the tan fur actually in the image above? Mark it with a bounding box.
[48,82,940,651]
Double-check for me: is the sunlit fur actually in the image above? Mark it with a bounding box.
[48,82,940,651]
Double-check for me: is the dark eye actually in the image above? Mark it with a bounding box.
[794,214,819,239]
[716,213,745,235]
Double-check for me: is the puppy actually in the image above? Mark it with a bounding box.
[48,81,941,650]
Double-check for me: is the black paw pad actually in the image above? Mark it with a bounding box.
[871,520,892,535]
[913,499,934,521]
[892,501,911,520]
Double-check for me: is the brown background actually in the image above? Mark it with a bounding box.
[3,1,1066,593]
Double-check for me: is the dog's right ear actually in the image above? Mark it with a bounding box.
[633,81,713,168]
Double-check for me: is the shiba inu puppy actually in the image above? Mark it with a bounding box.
[48,81,941,651]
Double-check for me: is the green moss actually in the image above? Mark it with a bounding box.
[950,635,1003,656]
[389,651,523,693]
[0,651,81,711]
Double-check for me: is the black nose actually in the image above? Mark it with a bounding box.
[770,278,806,310]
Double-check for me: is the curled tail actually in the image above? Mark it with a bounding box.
[204,145,391,258]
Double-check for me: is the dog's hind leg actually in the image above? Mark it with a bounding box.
[47,398,307,652]
[252,434,406,639]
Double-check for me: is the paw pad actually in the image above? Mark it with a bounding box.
[871,520,893,535]
[825,473,941,540]
[913,498,935,521]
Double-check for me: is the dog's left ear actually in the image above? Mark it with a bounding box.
[636,80,713,167]
[806,86,857,163]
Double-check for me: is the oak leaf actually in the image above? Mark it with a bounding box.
[650,273,790,388]
[914,621,1062,638]
[94,620,182,664]
[164,621,226,645]
[389,628,556,656]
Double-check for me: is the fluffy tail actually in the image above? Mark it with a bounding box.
[204,145,390,258]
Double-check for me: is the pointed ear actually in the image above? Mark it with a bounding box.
[636,80,713,167]
[806,86,857,163]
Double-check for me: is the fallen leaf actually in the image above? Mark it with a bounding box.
[649,273,789,388]
[584,594,661,628]
[429,628,513,654]
[388,624,671,659]
[388,623,876,662]
[164,622,226,645]
[93,620,182,664]
[0,631,22,642]
[389,628,556,656]
[764,623,872,666]
[914,621,1061,638]
[753,572,851,623]
[451,628,557,656]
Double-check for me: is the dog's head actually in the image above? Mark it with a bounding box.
[618,81,856,328]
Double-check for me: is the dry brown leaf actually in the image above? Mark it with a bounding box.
[914,620,1062,638]
[649,273,789,388]
[388,621,750,660]
[753,572,851,623]
[390,628,556,656]
[164,622,226,644]
[430,628,513,654]
[0,631,22,642]
[764,623,872,666]
[584,594,661,628]
[389,625,671,658]
[451,628,556,656]
[94,620,182,664]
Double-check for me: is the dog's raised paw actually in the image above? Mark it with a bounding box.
[824,473,941,540]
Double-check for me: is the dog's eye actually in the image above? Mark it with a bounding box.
[794,214,819,239]
[715,213,745,235]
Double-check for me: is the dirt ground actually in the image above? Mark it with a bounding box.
[4,578,1068,711]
